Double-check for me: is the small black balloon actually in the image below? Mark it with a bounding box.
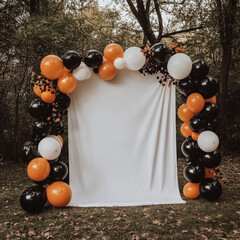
[200,178,222,201]
[49,161,68,181]
[204,118,218,132]
[180,93,188,103]
[20,141,40,163]
[184,161,205,183]
[20,186,47,213]
[202,150,221,168]
[178,77,197,97]
[55,92,71,111]
[198,76,219,99]
[29,99,52,119]
[189,116,206,133]
[84,50,103,68]
[93,67,99,74]
[151,43,171,65]
[190,59,209,80]
[51,121,64,135]
[181,138,203,158]
[33,121,50,137]
[62,50,81,71]
[200,102,219,121]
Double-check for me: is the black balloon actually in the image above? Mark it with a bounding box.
[84,50,103,68]
[190,59,209,80]
[93,67,99,74]
[51,121,64,135]
[151,43,171,65]
[178,77,197,97]
[29,99,52,119]
[49,161,68,181]
[198,76,219,99]
[55,92,71,112]
[204,118,218,132]
[200,102,219,121]
[184,161,205,183]
[189,116,206,133]
[20,141,40,163]
[181,138,203,158]
[20,186,47,213]
[200,178,222,201]
[33,121,50,138]
[202,150,221,168]
[62,50,81,71]
[180,93,188,102]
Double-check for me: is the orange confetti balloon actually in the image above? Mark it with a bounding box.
[57,73,77,94]
[99,62,116,80]
[180,122,193,138]
[33,85,42,97]
[41,91,56,103]
[47,182,72,207]
[27,158,50,182]
[40,55,64,80]
[104,43,124,63]
[183,182,200,199]
[178,104,194,122]
[187,93,205,113]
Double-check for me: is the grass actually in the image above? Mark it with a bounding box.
[0,156,239,240]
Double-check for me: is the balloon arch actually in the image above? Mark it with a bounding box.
[20,42,222,213]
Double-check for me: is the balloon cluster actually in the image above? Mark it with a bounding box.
[176,59,222,201]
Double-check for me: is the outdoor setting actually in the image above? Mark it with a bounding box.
[0,0,239,239]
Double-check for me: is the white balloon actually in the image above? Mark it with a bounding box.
[73,62,92,81]
[124,47,146,71]
[167,53,192,79]
[114,58,126,69]
[197,131,219,152]
[38,136,61,160]
[48,135,63,148]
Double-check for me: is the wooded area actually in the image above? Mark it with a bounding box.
[0,0,239,162]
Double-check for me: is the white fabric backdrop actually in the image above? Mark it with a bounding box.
[68,69,185,207]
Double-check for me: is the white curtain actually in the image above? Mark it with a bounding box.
[68,69,185,207]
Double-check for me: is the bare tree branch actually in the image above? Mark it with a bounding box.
[54,0,64,14]
[153,0,163,41]
[162,26,203,38]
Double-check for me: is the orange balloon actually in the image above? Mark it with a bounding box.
[187,93,205,113]
[178,104,194,122]
[33,85,42,97]
[40,55,64,80]
[205,96,216,104]
[183,182,200,199]
[204,168,216,179]
[27,158,50,182]
[58,67,69,79]
[58,73,77,94]
[41,91,56,103]
[57,135,63,147]
[191,132,200,141]
[99,62,116,80]
[104,43,124,63]
[47,182,72,207]
[180,122,193,138]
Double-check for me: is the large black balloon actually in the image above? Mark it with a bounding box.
[33,121,50,138]
[202,150,221,168]
[200,178,222,201]
[200,102,219,121]
[190,59,209,80]
[20,186,47,213]
[20,141,40,163]
[204,118,218,132]
[181,138,203,158]
[62,50,81,71]
[198,76,219,99]
[151,43,171,65]
[184,161,205,183]
[55,92,71,112]
[189,116,206,133]
[178,77,197,97]
[49,161,68,181]
[84,50,103,68]
[29,99,52,119]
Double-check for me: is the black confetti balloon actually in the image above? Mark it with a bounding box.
[20,186,47,213]
[29,99,52,119]
[151,43,171,65]
[178,77,197,97]
[184,161,205,183]
[200,178,222,201]
[200,102,219,121]
[84,50,103,68]
[62,50,81,71]
[189,116,206,133]
[202,150,221,168]
[20,141,40,163]
[198,76,219,99]
[190,59,209,81]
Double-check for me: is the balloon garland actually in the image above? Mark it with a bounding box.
[20,41,223,213]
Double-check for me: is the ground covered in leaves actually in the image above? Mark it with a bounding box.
[0,156,239,240]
